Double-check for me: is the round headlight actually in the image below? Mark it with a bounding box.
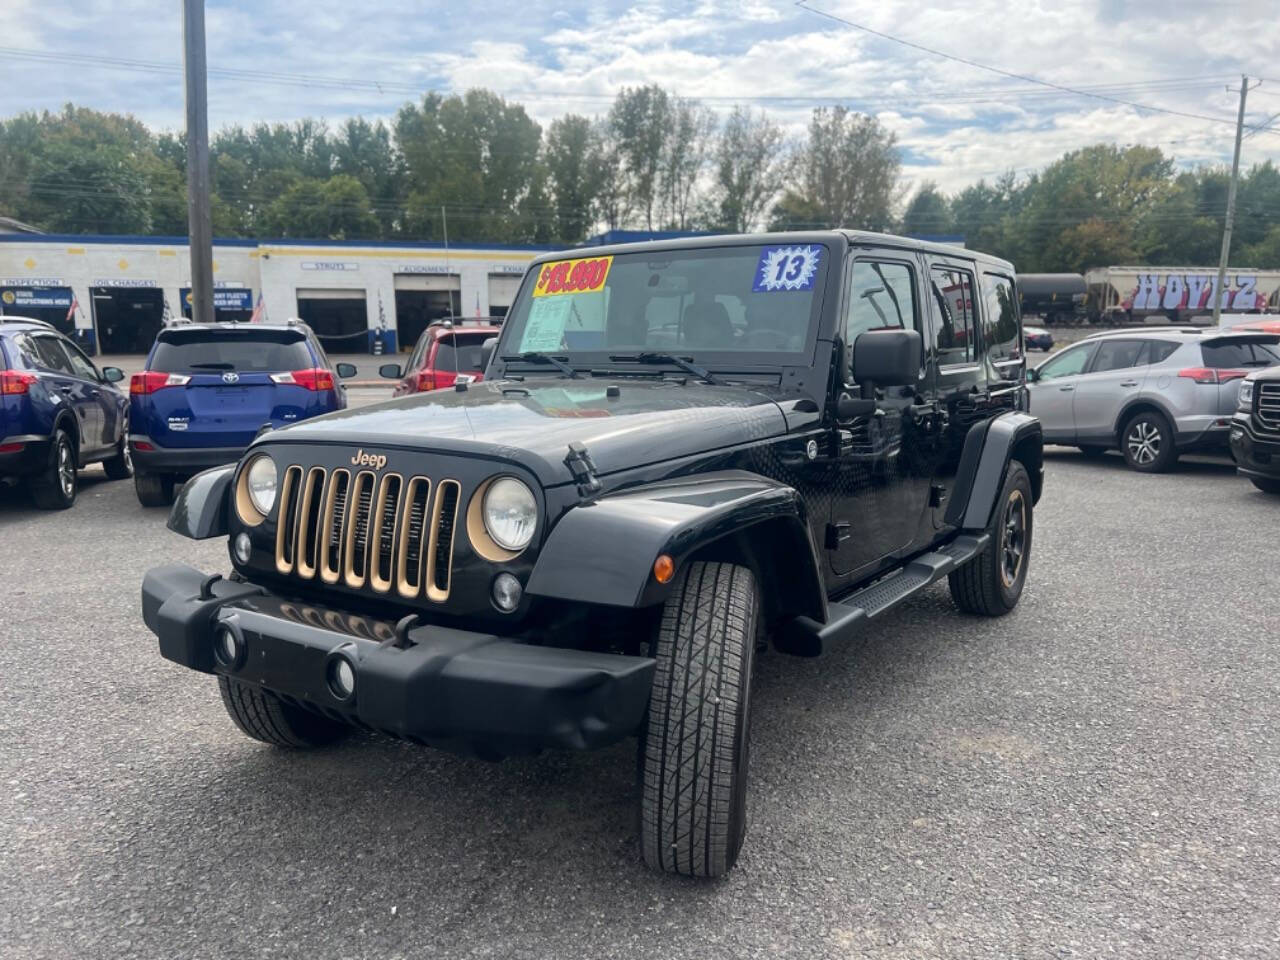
[482,477,537,551]
[246,455,277,516]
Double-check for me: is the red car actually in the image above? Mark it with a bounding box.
[380,320,501,396]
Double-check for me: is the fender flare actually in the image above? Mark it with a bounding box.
[167,464,235,539]
[945,411,1044,531]
[1113,395,1178,441]
[526,470,826,623]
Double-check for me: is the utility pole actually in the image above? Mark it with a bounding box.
[1213,76,1250,325]
[183,0,214,325]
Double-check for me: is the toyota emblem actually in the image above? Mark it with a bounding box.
[222,371,240,384]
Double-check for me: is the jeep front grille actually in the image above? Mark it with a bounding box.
[274,466,461,601]
[1259,382,1280,429]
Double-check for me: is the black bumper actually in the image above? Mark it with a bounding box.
[0,436,50,477]
[1229,419,1280,480]
[141,564,656,758]
[130,438,245,474]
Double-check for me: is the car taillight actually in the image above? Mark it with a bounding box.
[1,370,38,395]
[1178,367,1249,384]
[130,372,192,394]
[415,370,436,392]
[271,368,334,391]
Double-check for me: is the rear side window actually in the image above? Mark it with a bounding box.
[31,335,74,374]
[431,335,490,373]
[980,273,1020,367]
[929,266,977,365]
[151,330,315,373]
[1200,340,1280,368]
[1142,340,1180,365]
[1091,339,1144,373]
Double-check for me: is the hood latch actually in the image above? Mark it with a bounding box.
[564,442,602,500]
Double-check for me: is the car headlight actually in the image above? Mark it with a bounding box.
[245,455,278,516]
[482,477,537,551]
[1239,380,1254,410]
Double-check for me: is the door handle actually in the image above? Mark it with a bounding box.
[1058,386,1074,392]
[58,386,74,395]
[1120,380,1139,387]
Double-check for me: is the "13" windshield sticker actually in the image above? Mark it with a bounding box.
[754,245,821,292]
[532,255,613,297]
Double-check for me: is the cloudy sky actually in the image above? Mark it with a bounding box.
[2,0,1278,196]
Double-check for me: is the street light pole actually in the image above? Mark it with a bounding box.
[1213,76,1249,325]
[183,0,214,325]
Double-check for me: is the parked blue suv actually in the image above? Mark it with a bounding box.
[130,320,354,506]
[1,317,132,509]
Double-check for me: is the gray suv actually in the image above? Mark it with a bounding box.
[1028,329,1280,471]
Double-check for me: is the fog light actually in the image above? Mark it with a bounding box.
[233,532,252,564]
[213,626,242,669]
[492,572,522,613]
[327,657,356,700]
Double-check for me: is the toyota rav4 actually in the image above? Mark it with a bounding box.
[142,232,1043,877]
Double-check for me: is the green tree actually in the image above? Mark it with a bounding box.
[901,180,953,236]
[608,85,672,230]
[707,106,787,233]
[1239,225,1280,268]
[658,98,716,230]
[544,114,605,243]
[260,174,379,239]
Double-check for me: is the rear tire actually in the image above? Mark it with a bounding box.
[639,561,759,878]
[101,417,133,480]
[1250,477,1280,495]
[1121,411,1178,473]
[218,677,349,747]
[949,460,1033,616]
[30,429,77,510]
[135,471,175,507]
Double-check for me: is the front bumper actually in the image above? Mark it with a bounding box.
[141,564,655,758]
[1229,418,1280,480]
[130,436,245,474]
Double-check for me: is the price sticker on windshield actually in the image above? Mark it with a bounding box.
[754,245,822,292]
[532,255,613,297]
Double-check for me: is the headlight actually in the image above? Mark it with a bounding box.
[245,455,278,516]
[1239,380,1254,410]
[482,477,537,551]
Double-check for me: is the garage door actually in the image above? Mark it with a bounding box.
[296,288,368,352]
[393,275,460,352]
[487,274,522,319]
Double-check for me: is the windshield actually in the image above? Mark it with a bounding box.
[151,329,314,373]
[501,244,828,363]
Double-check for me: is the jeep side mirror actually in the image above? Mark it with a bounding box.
[378,363,402,380]
[101,366,125,383]
[335,362,357,380]
[852,328,922,388]
[480,336,498,372]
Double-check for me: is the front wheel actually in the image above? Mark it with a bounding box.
[1250,477,1280,495]
[949,460,1033,616]
[1121,411,1178,473]
[639,561,759,878]
[135,471,175,507]
[101,415,133,480]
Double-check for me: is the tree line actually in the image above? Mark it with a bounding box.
[2,94,1278,271]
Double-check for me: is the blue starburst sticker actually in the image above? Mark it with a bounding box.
[753,245,822,292]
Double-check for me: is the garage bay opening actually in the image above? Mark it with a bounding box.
[394,274,460,351]
[296,288,369,353]
[92,286,165,353]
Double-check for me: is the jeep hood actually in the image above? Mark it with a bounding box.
[264,378,790,487]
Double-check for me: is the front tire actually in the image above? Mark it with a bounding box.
[1121,411,1178,473]
[949,460,1033,616]
[218,677,349,747]
[639,561,759,878]
[1250,477,1280,495]
[101,416,133,480]
[30,429,77,510]
[135,471,175,507]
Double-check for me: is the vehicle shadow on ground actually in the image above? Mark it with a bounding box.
[0,468,117,518]
[1041,445,1239,476]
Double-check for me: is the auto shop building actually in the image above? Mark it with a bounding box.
[0,234,547,355]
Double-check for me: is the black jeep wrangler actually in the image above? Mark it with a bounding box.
[143,232,1043,877]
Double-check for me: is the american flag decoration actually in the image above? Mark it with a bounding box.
[249,292,266,323]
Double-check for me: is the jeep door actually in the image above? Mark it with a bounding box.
[827,251,934,578]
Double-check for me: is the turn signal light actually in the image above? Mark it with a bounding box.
[653,554,675,584]
[130,371,191,394]
[415,370,437,392]
[1178,367,1249,385]
[271,368,335,391]
[1,370,38,395]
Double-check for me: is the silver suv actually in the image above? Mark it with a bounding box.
[1028,328,1280,471]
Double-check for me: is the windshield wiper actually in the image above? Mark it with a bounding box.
[609,352,720,385]
[188,362,235,370]
[500,352,579,378]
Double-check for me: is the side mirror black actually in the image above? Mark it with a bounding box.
[335,362,357,380]
[378,363,402,380]
[101,366,125,383]
[1026,367,1040,383]
[852,328,922,388]
[480,336,498,372]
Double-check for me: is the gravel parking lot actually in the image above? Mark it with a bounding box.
[2,409,1277,959]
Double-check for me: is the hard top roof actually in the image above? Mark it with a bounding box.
[527,230,1015,274]
[1073,325,1280,343]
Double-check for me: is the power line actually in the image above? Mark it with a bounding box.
[795,1,1280,137]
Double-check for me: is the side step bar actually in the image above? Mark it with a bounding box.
[776,533,990,657]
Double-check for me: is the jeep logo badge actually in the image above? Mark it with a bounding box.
[222,371,240,384]
[351,448,387,470]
